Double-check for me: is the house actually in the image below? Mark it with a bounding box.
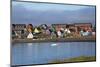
[27,32,34,39]
[52,24,77,33]
[74,23,92,33]
[52,24,66,31]
[12,24,26,39]
[12,24,26,30]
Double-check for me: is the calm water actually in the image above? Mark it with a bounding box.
[11,42,96,65]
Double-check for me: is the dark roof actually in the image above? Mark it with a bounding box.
[52,24,74,26]
[12,24,26,30]
[74,23,92,25]
[52,24,74,25]
[12,28,25,31]
[12,24,26,26]
[74,23,92,26]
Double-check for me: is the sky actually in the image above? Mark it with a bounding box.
[12,1,96,26]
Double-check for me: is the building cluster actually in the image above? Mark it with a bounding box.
[12,23,96,39]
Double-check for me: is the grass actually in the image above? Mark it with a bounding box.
[49,56,96,64]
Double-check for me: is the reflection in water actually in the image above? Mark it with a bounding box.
[12,42,96,65]
[51,43,58,46]
[28,43,32,46]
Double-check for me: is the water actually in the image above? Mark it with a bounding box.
[11,42,96,65]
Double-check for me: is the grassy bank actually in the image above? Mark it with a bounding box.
[49,56,96,64]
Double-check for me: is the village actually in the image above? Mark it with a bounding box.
[12,23,96,42]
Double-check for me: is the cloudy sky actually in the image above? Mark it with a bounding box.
[12,1,96,26]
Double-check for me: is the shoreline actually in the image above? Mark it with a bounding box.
[12,36,96,43]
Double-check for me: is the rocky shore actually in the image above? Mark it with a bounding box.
[12,36,96,43]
